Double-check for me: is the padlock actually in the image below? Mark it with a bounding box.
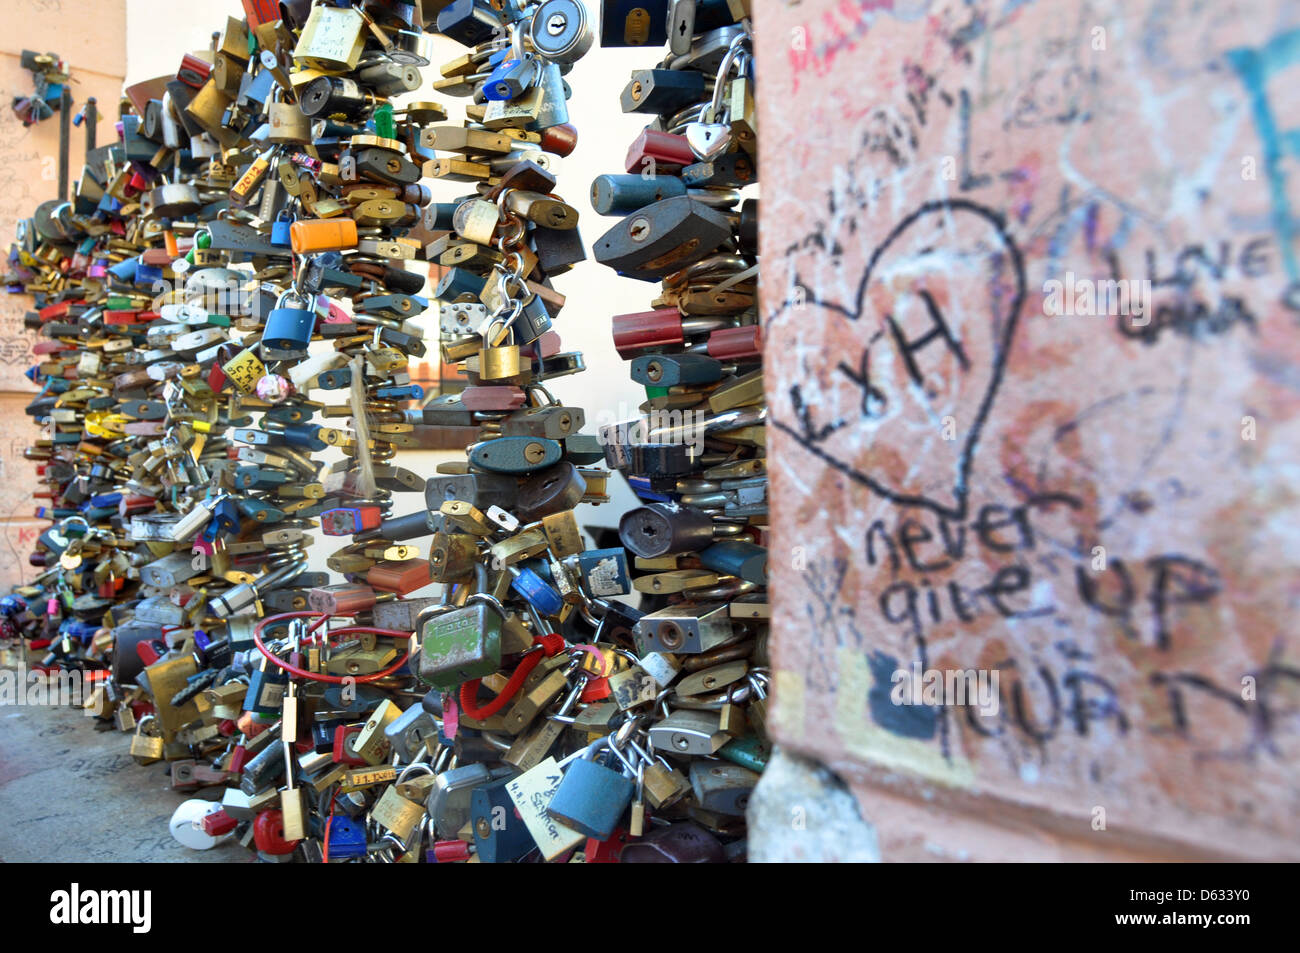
[260,290,316,351]
[293,3,366,71]
[437,0,502,47]
[417,595,505,692]
[270,208,295,246]
[483,56,538,102]
[290,217,358,254]
[546,737,636,840]
[593,195,731,281]
[599,0,669,47]
[129,714,165,764]
[470,779,536,863]
[267,86,311,144]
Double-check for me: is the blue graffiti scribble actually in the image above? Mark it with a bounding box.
[1227,28,1300,284]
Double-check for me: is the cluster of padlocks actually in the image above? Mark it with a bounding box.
[3,0,761,863]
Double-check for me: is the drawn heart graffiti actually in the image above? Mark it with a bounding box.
[774,199,1026,520]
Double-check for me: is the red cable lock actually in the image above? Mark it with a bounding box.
[457,632,567,720]
[252,610,414,685]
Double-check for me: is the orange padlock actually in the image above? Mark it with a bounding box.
[367,559,434,595]
[289,217,358,254]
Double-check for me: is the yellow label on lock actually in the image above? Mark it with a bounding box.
[222,348,267,394]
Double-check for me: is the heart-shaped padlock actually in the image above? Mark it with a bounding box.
[685,119,732,161]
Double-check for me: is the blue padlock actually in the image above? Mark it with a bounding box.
[470,780,536,863]
[509,566,563,616]
[546,738,636,841]
[279,423,327,452]
[326,816,367,859]
[483,56,537,101]
[270,209,294,247]
[202,497,240,543]
[262,290,315,351]
[375,384,423,401]
[576,547,632,597]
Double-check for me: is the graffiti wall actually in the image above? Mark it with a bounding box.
[0,1,127,589]
[758,0,1300,859]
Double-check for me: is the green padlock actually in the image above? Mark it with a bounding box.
[417,594,505,692]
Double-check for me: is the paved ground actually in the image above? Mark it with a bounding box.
[0,700,248,863]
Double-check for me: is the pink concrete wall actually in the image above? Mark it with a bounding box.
[758,0,1300,860]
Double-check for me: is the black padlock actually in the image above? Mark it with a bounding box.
[594,599,645,647]
[593,195,731,282]
[620,68,706,115]
[516,461,587,521]
[300,76,371,119]
[599,0,669,47]
[353,147,421,186]
[680,152,758,189]
[631,442,699,480]
[619,501,715,557]
[630,353,723,387]
[424,471,518,512]
[438,0,503,47]
[377,510,440,542]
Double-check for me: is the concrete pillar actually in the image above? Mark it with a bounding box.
[753,0,1300,861]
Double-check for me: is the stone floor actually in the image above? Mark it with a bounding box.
[0,700,247,863]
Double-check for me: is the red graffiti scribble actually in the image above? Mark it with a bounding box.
[788,0,890,92]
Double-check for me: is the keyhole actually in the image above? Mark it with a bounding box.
[629,216,650,242]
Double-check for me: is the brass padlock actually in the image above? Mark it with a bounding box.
[294,5,367,72]
[129,715,165,765]
[479,346,523,383]
[267,87,311,145]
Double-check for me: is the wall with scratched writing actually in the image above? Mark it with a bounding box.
[757,0,1300,860]
[0,1,127,588]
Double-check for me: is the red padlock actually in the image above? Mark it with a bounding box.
[520,329,562,360]
[253,809,298,855]
[539,123,578,158]
[585,829,630,863]
[432,840,471,863]
[707,325,763,361]
[332,724,368,765]
[612,308,683,360]
[580,677,612,703]
[130,700,155,722]
[202,809,238,837]
[176,52,212,90]
[624,129,695,175]
[460,385,527,412]
[136,638,167,666]
[38,301,69,322]
[207,361,227,393]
